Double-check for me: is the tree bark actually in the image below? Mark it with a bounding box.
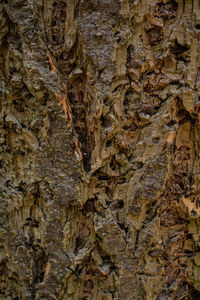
[1,0,200,299]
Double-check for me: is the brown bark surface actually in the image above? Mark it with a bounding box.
[1,0,200,299]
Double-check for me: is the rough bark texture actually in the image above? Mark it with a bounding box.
[1,0,200,299]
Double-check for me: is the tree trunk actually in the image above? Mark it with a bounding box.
[1,0,200,299]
